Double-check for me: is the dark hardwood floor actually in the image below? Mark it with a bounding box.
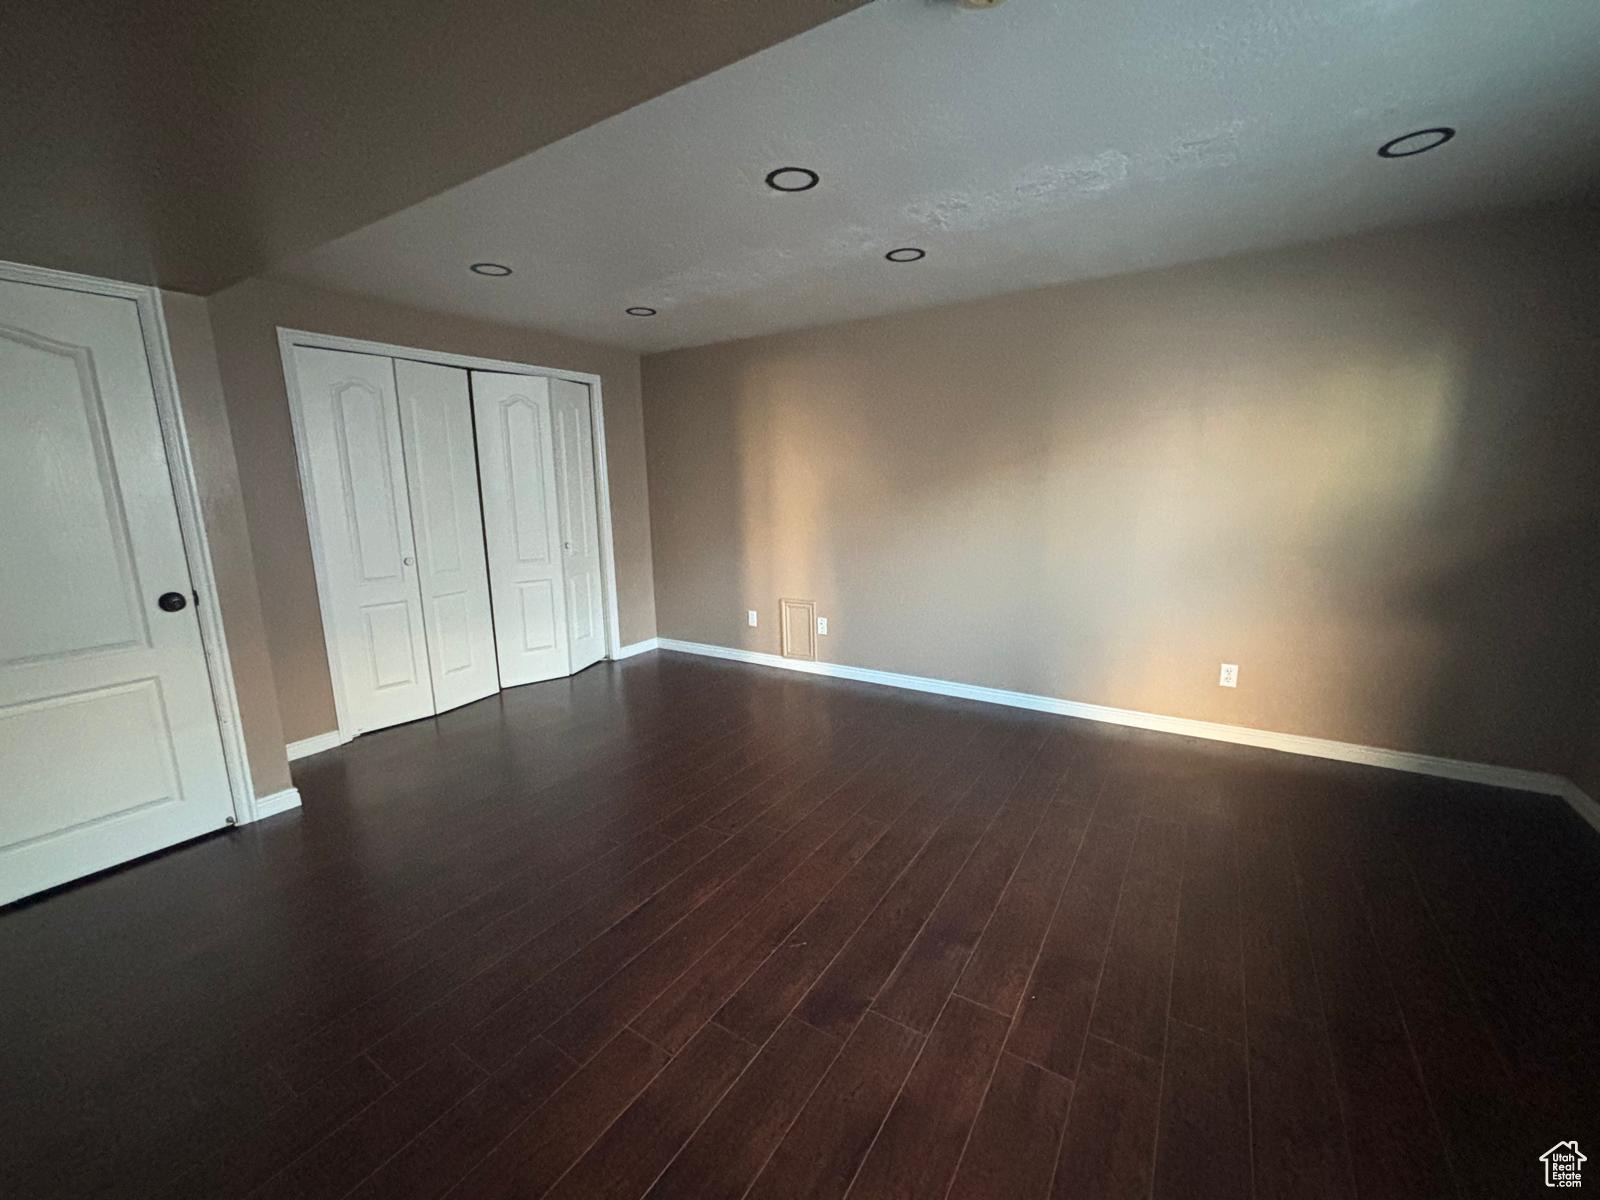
[4,651,1598,1199]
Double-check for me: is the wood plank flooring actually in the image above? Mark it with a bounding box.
[3,651,1597,1199]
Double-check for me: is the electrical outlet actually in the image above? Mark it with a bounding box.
[1219,663,1239,688]
[816,616,828,636]
[747,610,759,628]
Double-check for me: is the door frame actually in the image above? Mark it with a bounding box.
[276,327,626,745]
[0,259,259,824]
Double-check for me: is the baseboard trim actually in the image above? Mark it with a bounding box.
[286,730,347,761]
[657,639,1594,822]
[1559,781,1600,835]
[613,637,661,660]
[250,787,302,822]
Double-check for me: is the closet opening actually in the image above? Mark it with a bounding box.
[278,329,621,741]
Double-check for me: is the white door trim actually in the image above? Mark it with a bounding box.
[0,259,259,824]
[276,327,624,745]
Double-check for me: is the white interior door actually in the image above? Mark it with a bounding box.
[550,378,607,673]
[0,278,234,905]
[291,346,435,734]
[393,360,499,713]
[470,371,571,686]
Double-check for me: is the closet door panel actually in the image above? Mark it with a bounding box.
[292,346,434,734]
[394,359,499,713]
[470,371,571,686]
[550,378,607,673]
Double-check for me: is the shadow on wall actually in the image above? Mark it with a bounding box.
[1576,708,1600,800]
[643,206,1600,774]
[1398,306,1600,775]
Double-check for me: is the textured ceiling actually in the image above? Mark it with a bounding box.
[0,0,868,291]
[275,0,1600,354]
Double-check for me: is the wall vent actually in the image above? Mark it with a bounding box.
[780,599,818,661]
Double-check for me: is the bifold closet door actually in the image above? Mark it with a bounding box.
[293,346,436,734]
[393,360,500,713]
[470,371,572,686]
[550,379,607,673]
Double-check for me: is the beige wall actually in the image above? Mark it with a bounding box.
[160,291,295,796]
[205,276,656,744]
[642,206,1600,775]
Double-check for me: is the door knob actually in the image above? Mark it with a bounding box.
[157,592,188,612]
[403,556,415,566]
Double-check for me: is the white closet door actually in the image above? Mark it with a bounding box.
[0,279,234,904]
[470,371,571,686]
[394,360,499,713]
[292,346,435,733]
[550,378,607,673]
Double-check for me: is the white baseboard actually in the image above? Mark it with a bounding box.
[657,638,1597,827]
[1559,780,1600,834]
[286,730,348,761]
[249,787,302,822]
[613,637,661,660]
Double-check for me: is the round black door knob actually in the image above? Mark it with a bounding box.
[158,592,189,612]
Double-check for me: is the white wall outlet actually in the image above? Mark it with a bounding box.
[1219,663,1239,688]
[816,616,828,636]
[747,610,759,627]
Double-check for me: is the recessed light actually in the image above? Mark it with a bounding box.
[1377,127,1455,158]
[765,167,820,193]
[469,262,513,276]
[625,306,657,317]
[885,247,926,263]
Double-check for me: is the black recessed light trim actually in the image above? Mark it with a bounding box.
[885,247,926,263]
[625,306,657,317]
[765,166,820,193]
[469,261,513,276]
[1377,127,1456,158]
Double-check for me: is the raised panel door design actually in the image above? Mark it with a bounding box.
[550,378,607,673]
[0,279,234,904]
[430,592,474,674]
[292,346,435,733]
[333,380,406,583]
[0,679,183,850]
[517,580,559,651]
[411,403,463,575]
[394,359,499,713]
[569,572,595,642]
[0,327,147,666]
[470,371,571,686]
[504,399,554,565]
[363,602,423,690]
